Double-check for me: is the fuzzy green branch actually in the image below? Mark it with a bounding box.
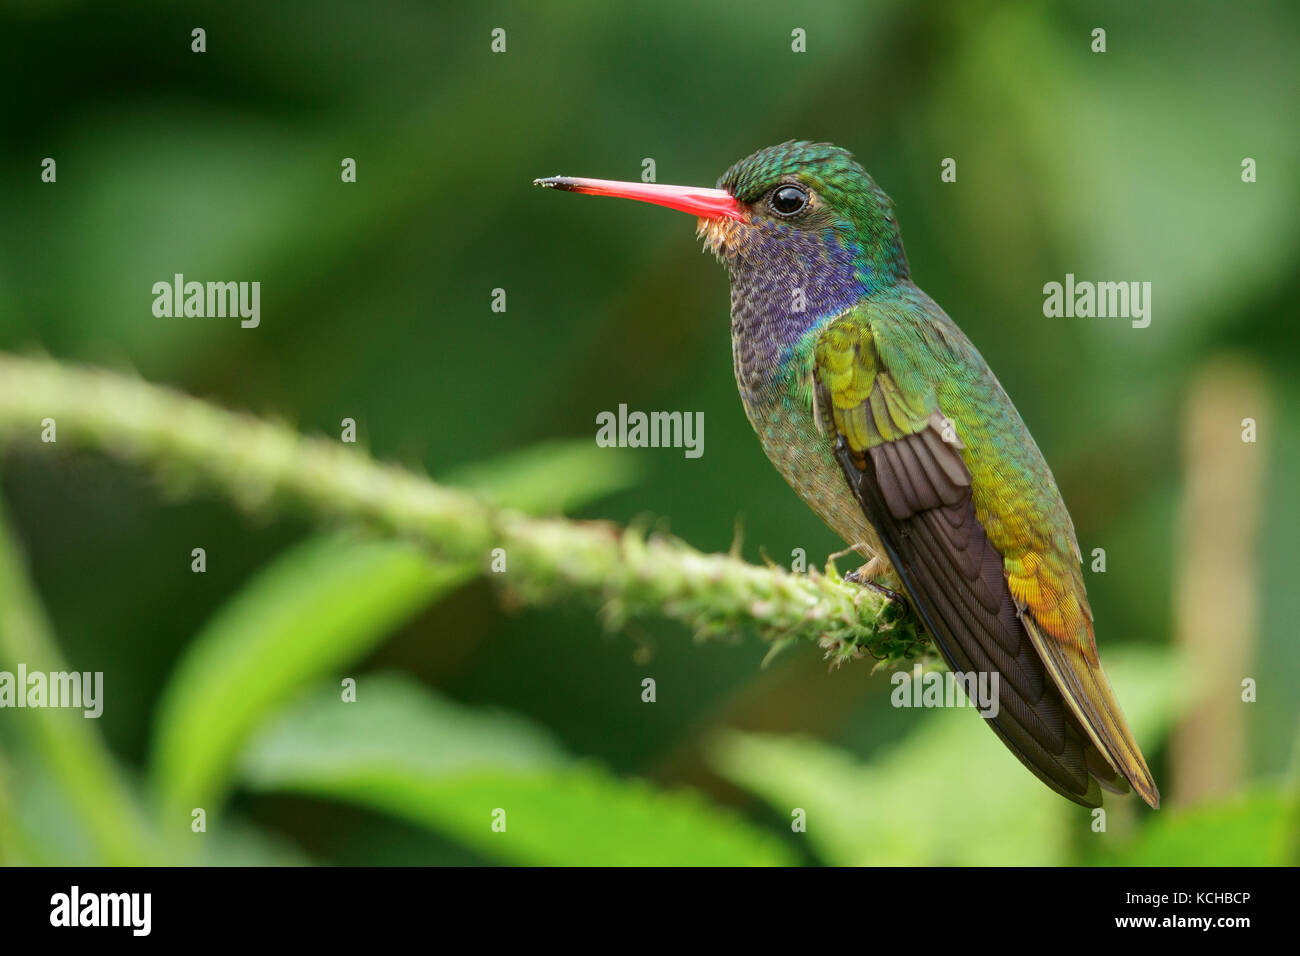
[0,353,927,665]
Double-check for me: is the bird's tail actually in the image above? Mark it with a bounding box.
[1023,617,1160,808]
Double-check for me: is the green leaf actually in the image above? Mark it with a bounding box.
[1092,785,1299,867]
[0,500,161,864]
[1,755,96,866]
[197,818,315,867]
[709,647,1186,865]
[150,535,469,824]
[239,674,796,866]
[149,438,638,832]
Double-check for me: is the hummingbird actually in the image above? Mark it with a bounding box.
[535,141,1158,809]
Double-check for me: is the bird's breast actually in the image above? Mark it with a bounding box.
[733,352,885,563]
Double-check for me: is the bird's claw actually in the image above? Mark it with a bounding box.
[843,565,869,585]
[844,565,906,605]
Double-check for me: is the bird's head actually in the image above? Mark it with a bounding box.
[535,141,909,297]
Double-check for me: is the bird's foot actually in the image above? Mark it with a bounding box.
[841,555,902,600]
[832,555,930,666]
[857,577,908,605]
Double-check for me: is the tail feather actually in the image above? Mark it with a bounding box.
[1023,617,1160,808]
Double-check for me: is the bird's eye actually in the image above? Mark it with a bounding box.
[769,184,809,216]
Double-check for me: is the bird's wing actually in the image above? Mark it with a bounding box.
[813,302,1157,808]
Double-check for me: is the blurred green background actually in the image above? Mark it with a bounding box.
[1,0,1297,865]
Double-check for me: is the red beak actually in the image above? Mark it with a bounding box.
[533,176,745,222]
